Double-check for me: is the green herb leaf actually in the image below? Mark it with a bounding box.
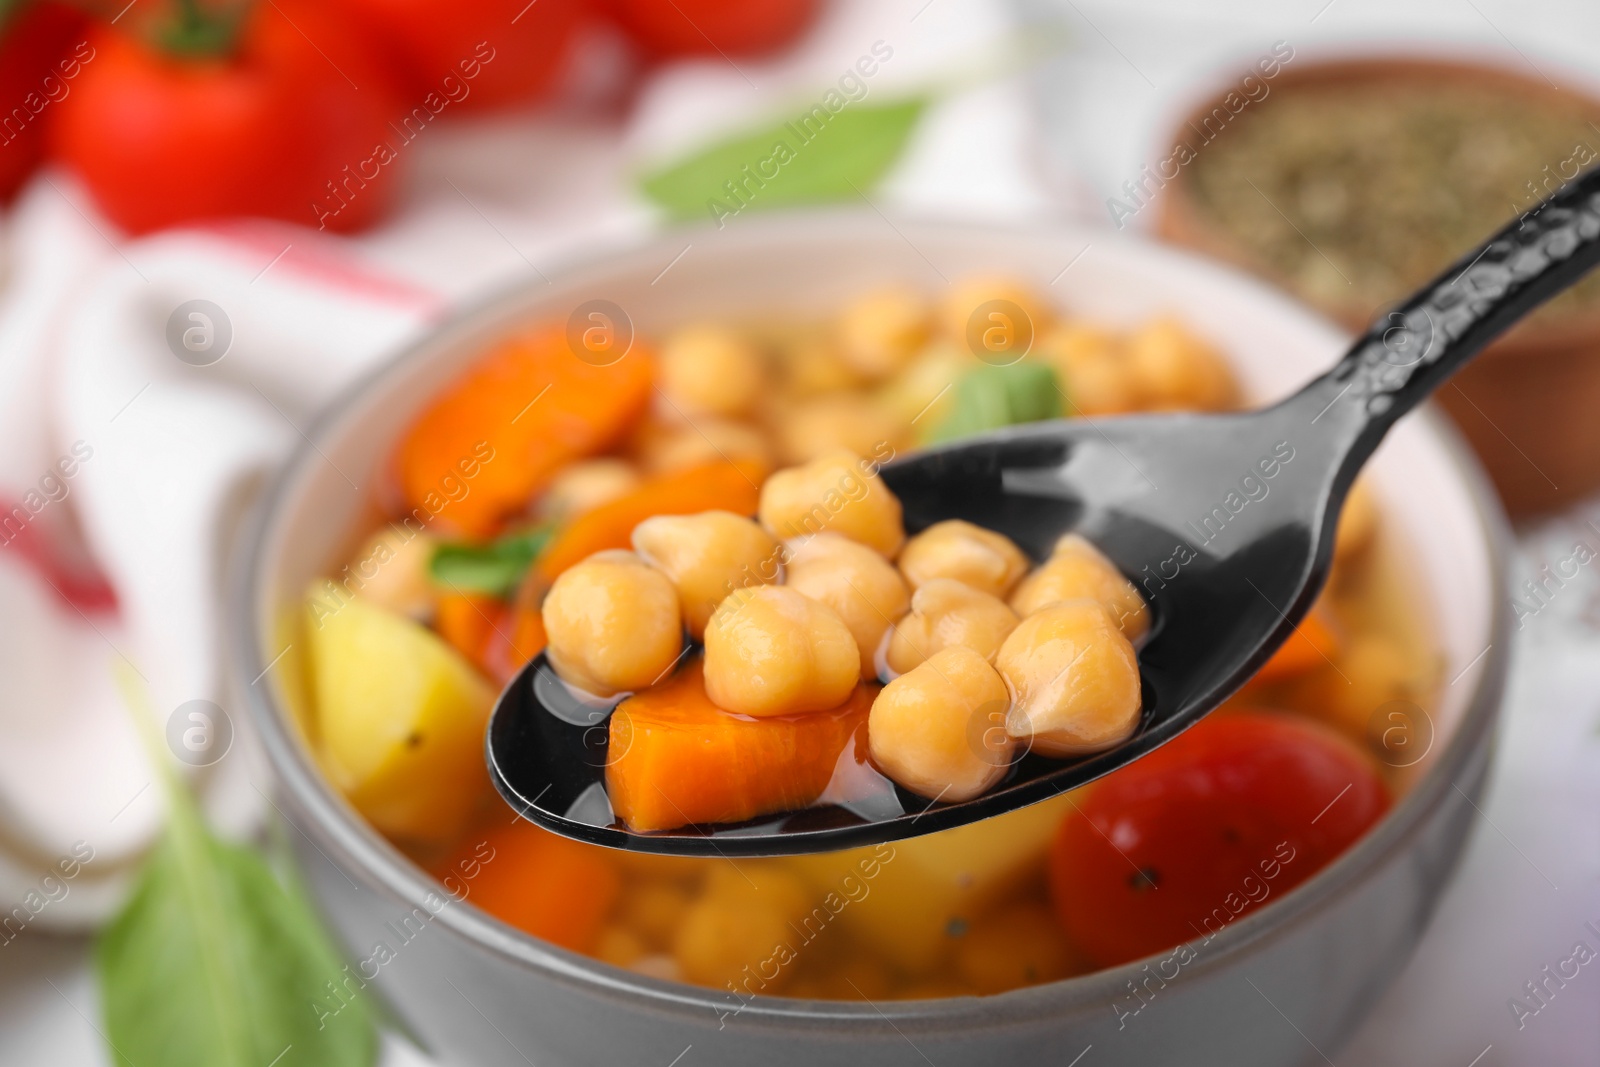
[429,526,552,596]
[640,98,929,222]
[98,665,376,1067]
[925,362,1064,444]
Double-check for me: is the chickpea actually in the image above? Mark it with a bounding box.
[877,344,964,431]
[868,645,1015,801]
[539,458,641,521]
[542,550,684,697]
[659,324,766,418]
[617,879,697,949]
[1289,634,1425,744]
[595,925,649,967]
[1334,477,1378,566]
[775,394,903,466]
[898,519,1030,598]
[643,419,773,479]
[1009,533,1149,641]
[758,450,905,558]
[837,285,931,380]
[940,276,1053,350]
[632,510,781,639]
[785,533,911,679]
[349,526,436,618]
[1042,324,1139,416]
[777,332,865,398]
[672,865,811,991]
[886,578,1019,676]
[1124,317,1237,412]
[953,904,1077,994]
[703,585,859,716]
[996,599,1142,756]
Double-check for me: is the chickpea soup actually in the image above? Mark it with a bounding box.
[299,278,1434,998]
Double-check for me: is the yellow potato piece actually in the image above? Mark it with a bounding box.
[783,795,1071,972]
[305,586,495,846]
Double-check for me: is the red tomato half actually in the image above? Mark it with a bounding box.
[0,1,88,201]
[50,1,404,234]
[1049,711,1390,969]
[335,0,588,112]
[607,0,819,59]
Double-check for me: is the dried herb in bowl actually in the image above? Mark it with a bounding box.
[1184,80,1600,325]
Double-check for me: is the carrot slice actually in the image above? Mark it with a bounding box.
[435,820,620,953]
[535,459,763,582]
[395,327,654,538]
[481,600,547,687]
[1255,607,1340,683]
[607,661,875,832]
[434,592,498,664]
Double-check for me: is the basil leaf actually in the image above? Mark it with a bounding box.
[97,829,377,1067]
[640,98,929,222]
[925,362,1064,444]
[429,526,552,596]
[98,668,376,1067]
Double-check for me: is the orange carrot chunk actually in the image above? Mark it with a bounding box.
[607,661,875,832]
[481,600,548,688]
[434,592,497,665]
[1255,607,1340,683]
[395,327,654,538]
[535,460,763,582]
[435,820,620,953]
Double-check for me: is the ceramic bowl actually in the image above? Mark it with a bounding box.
[233,212,1510,1067]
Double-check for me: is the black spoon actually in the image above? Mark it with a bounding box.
[488,166,1600,857]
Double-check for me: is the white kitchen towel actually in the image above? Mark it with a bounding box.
[0,0,1041,929]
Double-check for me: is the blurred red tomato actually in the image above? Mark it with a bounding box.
[336,0,587,112]
[1049,711,1390,968]
[50,0,405,234]
[607,0,818,58]
[0,1,88,201]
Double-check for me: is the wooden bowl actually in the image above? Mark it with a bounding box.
[1157,54,1600,517]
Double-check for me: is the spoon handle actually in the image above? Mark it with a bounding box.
[1297,164,1600,473]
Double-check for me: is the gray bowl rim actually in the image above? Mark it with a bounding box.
[231,208,1512,1032]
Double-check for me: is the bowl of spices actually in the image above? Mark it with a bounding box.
[1157,54,1600,515]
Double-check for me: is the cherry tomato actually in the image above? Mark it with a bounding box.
[607,0,819,59]
[0,1,88,201]
[1049,711,1390,969]
[50,0,405,234]
[335,0,587,112]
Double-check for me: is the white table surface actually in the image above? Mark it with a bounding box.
[3,1,1599,1063]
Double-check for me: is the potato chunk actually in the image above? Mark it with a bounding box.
[305,588,494,845]
[996,600,1141,756]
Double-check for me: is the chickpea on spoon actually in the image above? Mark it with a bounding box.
[489,167,1600,856]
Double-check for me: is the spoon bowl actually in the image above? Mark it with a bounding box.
[490,166,1600,855]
